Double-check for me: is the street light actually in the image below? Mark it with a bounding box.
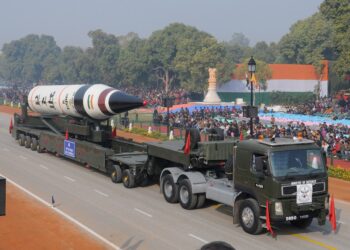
[248,56,256,137]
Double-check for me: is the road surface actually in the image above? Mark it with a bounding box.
[0,112,348,250]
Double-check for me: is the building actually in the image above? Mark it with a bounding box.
[217,61,328,105]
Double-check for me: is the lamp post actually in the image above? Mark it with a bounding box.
[248,56,256,137]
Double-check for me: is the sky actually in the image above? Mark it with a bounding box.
[0,0,324,49]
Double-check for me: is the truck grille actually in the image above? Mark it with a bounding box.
[281,182,325,196]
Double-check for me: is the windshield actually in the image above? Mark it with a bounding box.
[270,149,326,177]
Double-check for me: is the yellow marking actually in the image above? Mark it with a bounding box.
[212,204,222,209]
[290,233,337,250]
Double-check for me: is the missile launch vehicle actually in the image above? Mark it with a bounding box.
[11,84,329,234]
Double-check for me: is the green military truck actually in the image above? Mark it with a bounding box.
[12,105,329,235]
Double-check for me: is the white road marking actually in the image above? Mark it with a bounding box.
[39,164,48,170]
[338,220,346,225]
[19,155,27,160]
[0,173,120,250]
[134,208,153,218]
[94,189,109,197]
[188,233,208,244]
[64,176,76,182]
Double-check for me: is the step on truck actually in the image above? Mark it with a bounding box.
[12,103,329,235]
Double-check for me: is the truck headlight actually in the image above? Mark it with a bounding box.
[275,202,283,216]
[325,195,329,210]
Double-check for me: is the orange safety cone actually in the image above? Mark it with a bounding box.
[112,127,117,137]
[329,195,337,232]
[9,118,13,134]
[184,133,191,155]
[65,129,69,140]
[266,200,275,236]
[239,131,244,141]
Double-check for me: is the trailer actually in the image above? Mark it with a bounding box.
[12,103,329,235]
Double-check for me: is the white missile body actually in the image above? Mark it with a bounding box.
[28,84,144,120]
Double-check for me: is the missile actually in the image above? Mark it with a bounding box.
[28,84,145,120]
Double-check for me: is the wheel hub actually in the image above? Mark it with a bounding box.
[180,186,189,203]
[242,207,254,228]
[164,181,173,198]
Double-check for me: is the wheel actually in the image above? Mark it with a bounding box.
[31,138,38,151]
[196,193,206,209]
[110,165,122,183]
[290,218,313,229]
[178,179,198,210]
[24,135,31,148]
[162,174,179,203]
[238,198,263,235]
[19,134,25,146]
[122,169,135,188]
[37,144,44,153]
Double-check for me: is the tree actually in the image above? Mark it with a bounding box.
[88,30,121,84]
[277,13,335,65]
[320,0,350,79]
[1,34,61,84]
[146,23,234,93]
[234,58,272,91]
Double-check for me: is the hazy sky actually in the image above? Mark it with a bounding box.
[0,0,323,49]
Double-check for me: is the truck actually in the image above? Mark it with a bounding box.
[11,102,329,235]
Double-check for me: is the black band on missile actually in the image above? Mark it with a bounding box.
[74,85,93,119]
[98,88,114,116]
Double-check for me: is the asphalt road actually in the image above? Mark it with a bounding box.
[0,112,349,250]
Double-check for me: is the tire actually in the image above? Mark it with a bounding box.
[178,179,198,210]
[137,171,150,187]
[24,135,31,148]
[110,164,122,183]
[19,134,25,146]
[37,144,44,153]
[290,218,313,229]
[122,169,135,188]
[196,193,206,209]
[31,138,38,151]
[239,198,263,235]
[162,174,179,203]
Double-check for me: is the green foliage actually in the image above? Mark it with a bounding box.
[269,91,315,105]
[320,0,350,79]
[234,58,272,91]
[123,127,167,140]
[328,166,350,182]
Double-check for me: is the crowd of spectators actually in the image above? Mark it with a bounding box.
[154,105,350,160]
[0,84,31,104]
[285,94,350,120]
[121,86,190,107]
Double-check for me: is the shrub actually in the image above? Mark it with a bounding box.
[328,166,350,182]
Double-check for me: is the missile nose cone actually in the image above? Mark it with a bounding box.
[109,91,144,114]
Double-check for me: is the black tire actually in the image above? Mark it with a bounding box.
[31,138,38,151]
[24,135,31,148]
[178,179,198,210]
[238,198,263,235]
[110,165,122,183]
[196,193,206,209]
[225,156,233,180]
[122,169,135,188]
[37,144,44,153]
[162,174,179,203]
[290,218,313,229]
[19,134,25,146]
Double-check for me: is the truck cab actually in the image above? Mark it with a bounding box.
[234,138,328,234]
